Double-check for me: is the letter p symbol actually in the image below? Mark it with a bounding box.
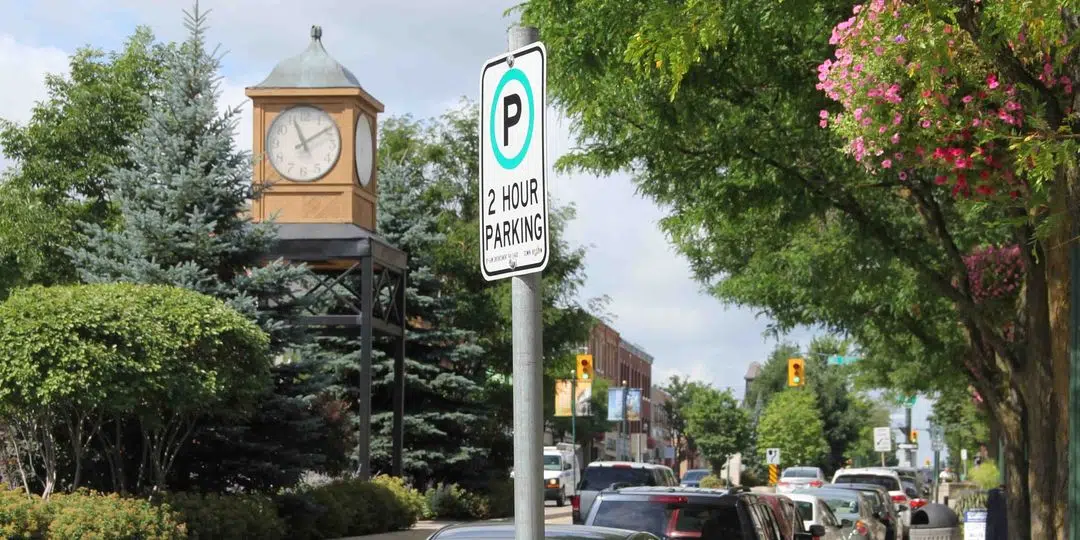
[503,93,521,147]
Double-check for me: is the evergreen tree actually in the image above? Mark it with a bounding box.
[364,160,488,487]
[66,3,329,492]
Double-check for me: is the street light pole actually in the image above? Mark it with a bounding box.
[1069,212,1080,540]
[622,380,629,461]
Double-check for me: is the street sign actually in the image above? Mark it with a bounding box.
[479,42,549,280]
[765,447,781,465]
[896,394,917,407]
[961,448,969,461]
[873,426,892,452]
[963,509,987,540]
[898,443,918,449]
[768,464,779,485]
[827,355,861,366]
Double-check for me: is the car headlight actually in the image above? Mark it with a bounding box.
[546,478,560,487]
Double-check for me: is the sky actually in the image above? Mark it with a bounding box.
[0,0,940,465]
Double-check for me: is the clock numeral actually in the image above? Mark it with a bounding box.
[325,153,333,162]
[272,138,280,148]
[277,124,287,135]
[299,167,308,177]
[288,163,295,173]
[275,153,284,162]
[300,111,310,122]
[314,163,322,174]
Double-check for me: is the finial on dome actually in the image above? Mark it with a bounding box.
[311,25,322,41]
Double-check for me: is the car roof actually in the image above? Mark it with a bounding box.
[586,461,670,470]
[834,467,900,476]
[807,487,864,499]
[832,482,889,492]
[785,493,824,504]
[431,523,646,539]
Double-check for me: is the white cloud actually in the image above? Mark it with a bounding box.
[0,34,69,169]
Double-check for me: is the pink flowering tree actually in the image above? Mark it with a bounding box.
[818,1,1077,537]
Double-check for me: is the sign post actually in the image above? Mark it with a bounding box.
[765,447,780,486]
[480,26,548,540]
[873,426,892,466]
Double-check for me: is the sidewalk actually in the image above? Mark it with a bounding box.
[338,506,573,540]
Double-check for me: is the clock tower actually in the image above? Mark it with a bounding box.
[246,25,383,231]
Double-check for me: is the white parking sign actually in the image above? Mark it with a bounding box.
[478,42,549,280]
[765,448,780,465]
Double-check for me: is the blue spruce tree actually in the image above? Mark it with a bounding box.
[312,159,488,487]
[67,3,336,492]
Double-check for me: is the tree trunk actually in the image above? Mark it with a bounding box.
[995,393,1031,540]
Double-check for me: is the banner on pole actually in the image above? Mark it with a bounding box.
[555,380,593,417]
[607,388,624,421]
[627,388,642,422]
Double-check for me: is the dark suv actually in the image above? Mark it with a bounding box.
[572,462,678,524]
[581,486,826,539]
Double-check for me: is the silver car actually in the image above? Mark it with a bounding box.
[777,466,826,493]
[426,523,660,539]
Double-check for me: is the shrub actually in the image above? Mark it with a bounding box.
[162,492,286,540]
[373,474,427,523]
[284,477,416,540]
[0,488,49,539]
[425,483,474,520]
[698,475,725,489]
[954,491,988,521]
[46,491,186,539]
[969,463,1001,489]
[482,478,514,519]
[274,492,326,540]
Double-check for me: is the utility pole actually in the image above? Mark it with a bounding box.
[1070,212,1080,540]
[507,25,544,540]
[622,380,629,461]
[905,406,914,467]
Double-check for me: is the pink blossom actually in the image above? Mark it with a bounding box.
[962,95,974,104]
[820,119,828,128]
[890,133,900,144]
[893,113,902,125]
[920,119,932,128]
[874,46,885,56]
[882,159,893,168]
[820,110,829,119]
[899,171,908,180]
[987,73,999,89]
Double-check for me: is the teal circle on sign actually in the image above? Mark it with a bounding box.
[489,67,534,170]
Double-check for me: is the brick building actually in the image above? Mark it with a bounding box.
[584,320,654,461]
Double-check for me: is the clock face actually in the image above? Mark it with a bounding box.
[266,105,341,182]
[355,114,374,187]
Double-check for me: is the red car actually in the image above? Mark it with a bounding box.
[756,493,814,540]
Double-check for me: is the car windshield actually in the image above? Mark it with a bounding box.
[544,455,562,471]
[795,501,814,522]
[834,474,900,491]
[590,500,744,538]
[819,494,860,519]
[579,467,654,491]
[783,468,818,478]
[682,470,709,481]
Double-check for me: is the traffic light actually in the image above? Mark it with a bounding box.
[576,354,594,381]
[911,429,918,443]
[787,358,806,387]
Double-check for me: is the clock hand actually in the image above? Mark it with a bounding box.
[295,126,334,149]
[292,119,310,153]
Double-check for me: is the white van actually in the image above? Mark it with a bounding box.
[542,443,581,506]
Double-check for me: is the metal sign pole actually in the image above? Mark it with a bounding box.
[507,26,544,540]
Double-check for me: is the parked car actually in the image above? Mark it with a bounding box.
[756,492,812,540]
[811,488,888,540]
[571,461,678,524]
[888,466,928,499]
[826,482,903,540]
[581,485,827,539]
[832,467,911,529]
[426,523,660,539]
[777,467,826,494]
[787,491,848,540]
[680,468,711,487]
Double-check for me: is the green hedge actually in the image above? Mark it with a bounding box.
[698,475,725,489]
[0,475,426,539]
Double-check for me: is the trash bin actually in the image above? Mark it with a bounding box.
[909,503,961,540]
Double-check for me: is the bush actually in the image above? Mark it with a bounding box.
[0,488,49,539]
[954,491,988,521]
[281,477,416,540]
[426,483,474,520]
[698,475,725,489]
[46,491,186,539]
[482,478,514,519]
[969,463,1001,489]
[162,492,286,540]
[373,474,427,522]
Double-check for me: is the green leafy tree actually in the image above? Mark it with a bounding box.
[372,103,596,486]
[0,283,270,496]
[66,4,325,493]
[747,337,866,475]
[756,389,830,469]
[521,0,1070,534]
[0,28,173,294]
[683,386,751,474]
[845,396,899,468]
[929,382,990,467]
[661,375,707,469]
